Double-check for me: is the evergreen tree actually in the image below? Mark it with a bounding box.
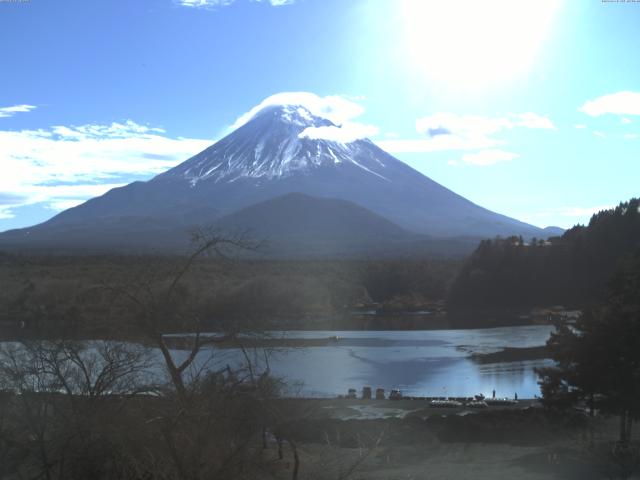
[537,249,640,443]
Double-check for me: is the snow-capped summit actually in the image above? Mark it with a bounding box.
[253,104,327,128]
[157,103,388,185]
[242,103,331,129]
[0,95,551,253]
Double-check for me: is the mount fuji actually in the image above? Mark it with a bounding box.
[0,102,550,255]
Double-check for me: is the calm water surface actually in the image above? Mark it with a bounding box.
[179,325,554,399]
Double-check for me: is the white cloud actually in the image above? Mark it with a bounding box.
[233,92,365,129]
[513,112,556,130]
[621,117,632,124]
[178,0,234,7]
[551,205,613,218]
[416,113,511,138]
[46,200,86,211]
[574,124,587,129]
[178,0,293,8]
[0,104,37,118]
[559,206,607,217]
[579,91,640,117]
[234,92,377,143]
[376,136,500,154]
[624,133,638,140]
[524,204,615,227]
[381,113,509,153]
[462,149,519,166]
[378,111,555,154]
[0,120,211,219]
[592,130,606,138]
[0,207,14,220]
[300,123,379,143]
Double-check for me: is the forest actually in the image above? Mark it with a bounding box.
[0,250,461,338]
[448,198,640,311]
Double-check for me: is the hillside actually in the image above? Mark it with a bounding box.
[448,198,640,310]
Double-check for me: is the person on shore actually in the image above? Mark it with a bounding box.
[492,389,496,399]
[515,392,518,400]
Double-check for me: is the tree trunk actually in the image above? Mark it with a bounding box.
[620,410,629,444]
[290,439,300,480]
[157,336,187,401]
[277,437,283,460]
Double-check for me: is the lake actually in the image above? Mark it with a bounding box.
[180,325,555,399]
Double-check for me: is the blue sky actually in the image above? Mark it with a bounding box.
[0,0,639,231]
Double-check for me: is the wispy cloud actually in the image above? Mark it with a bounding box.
[523,204,616,228]
[574,124,587,129]
[0,120,210,219]
[513,112,556,130]
[374,138,466,154]
[462,149,519,166]
[178,0,293,8]
[559,206,613,217]
[376,111,555,163]
[417,113,511,148]
[579,91,640,117]
[0,104,37,118]
[178,0,234,7]
[534,205,614,218]
[300,123,379,143]
[233,92,364,129]
[0,207,15,220]
[378,114,507,154]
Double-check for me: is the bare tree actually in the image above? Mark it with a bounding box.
[105,228,259,399]
[0,339,155,479]
[99,228,290,479]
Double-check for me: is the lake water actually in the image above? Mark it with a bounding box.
[182,325,555,399]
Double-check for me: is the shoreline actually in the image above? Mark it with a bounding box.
[470,345,550,364]
[161,336,552,366]
[278,397,538,420]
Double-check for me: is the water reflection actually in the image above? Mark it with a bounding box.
[201,325,554,398]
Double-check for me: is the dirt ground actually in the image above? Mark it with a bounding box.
[261,399,640,480]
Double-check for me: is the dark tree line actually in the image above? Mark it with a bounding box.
[448,198,640,309]
[537,248,640,443]
[0,251,462,337]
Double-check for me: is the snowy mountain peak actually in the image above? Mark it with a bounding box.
[156,102,389,185]
[250,104,334,130]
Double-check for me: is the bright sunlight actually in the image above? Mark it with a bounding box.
[400,0,561,91]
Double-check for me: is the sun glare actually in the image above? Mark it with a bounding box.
[400,0,561,91]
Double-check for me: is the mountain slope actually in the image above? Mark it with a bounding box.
[0,102,548,254]
[217,192,409,240]
[216,192,480,258]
